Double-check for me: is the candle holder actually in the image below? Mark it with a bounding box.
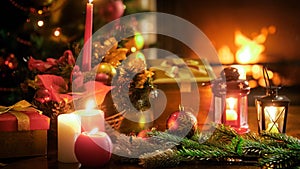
[212,67,250,134]
[255,66,290,133]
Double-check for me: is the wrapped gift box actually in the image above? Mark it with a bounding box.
[148,58,216,130]
[0,105,50,158]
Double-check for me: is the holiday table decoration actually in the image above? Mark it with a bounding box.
[82,0,94,72]
[0,100,49,158]
[98,0,125,22]
[57,113,81,163]
[147,58,215,131]
[255,66,290,133]
[74,99,105,132]
[166,105,197,138]
[112,124,300,169]
[212,67,250,134]
[75,128,113,167]
[26,30,155,136]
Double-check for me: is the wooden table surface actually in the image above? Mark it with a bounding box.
[1,106,300,169]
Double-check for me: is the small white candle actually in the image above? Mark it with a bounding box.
[265,106,279,133]
[226,97,238,121]
[75,100,105,132]
[267,122,279,133]
[58,113,81,163]
[75,109,105,132]
[226,109,238,121]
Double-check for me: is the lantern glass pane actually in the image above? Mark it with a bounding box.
[256,102,262,131]
[240,96,248,126]
[264,106,285,133]
[214,96,223,123]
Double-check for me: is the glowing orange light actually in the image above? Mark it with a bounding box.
[268,25,276,34]
[235,30,265,64]
[231,65,246,80]
[218,45,234,64]
[54,28,61,37]
[266,70,274,79]
[248,80,258,88]
[131,47,137,53]
[252,65,262,79]
[258,77,267,87]
[38,10,43,15]
[37,20,44,27]
[272,73,281,86]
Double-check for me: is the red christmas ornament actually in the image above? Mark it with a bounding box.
[75,131,112,167]
[98,0,125,22]
[166,106,197,138]
[166,111,180,130]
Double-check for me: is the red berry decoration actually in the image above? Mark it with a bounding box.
[137,129,151,140]
[95,73,110,84]
[166,105,197,138]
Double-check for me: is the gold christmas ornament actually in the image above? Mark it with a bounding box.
[96,62,117,78]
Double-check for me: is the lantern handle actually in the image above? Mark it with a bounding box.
[263,65,272,94]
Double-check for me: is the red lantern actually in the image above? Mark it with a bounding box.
[212,67,250,134]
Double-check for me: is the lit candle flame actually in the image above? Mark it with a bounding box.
[226,97,237,110]
[86,99,96,111]
[89,0,93,4]
[89,128,99,135]
[265,106,279,133]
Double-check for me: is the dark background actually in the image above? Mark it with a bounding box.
[156,0,300,105]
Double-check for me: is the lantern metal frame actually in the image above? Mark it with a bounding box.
[255,66,290,133]
[255,87,290,133]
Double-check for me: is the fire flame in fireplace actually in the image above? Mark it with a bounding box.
[235,30,265,64]
[218,26,276,64]
[218,26,281,88]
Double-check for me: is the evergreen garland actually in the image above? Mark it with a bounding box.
[112,124,300,169]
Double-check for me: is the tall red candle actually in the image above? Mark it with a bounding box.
[82,0,93,71]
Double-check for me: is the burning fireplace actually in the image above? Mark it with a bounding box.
[157,0,300,105]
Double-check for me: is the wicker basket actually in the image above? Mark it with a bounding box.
[105,110,126,131]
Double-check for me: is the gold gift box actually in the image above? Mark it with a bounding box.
[148,58,215,130]
[0,105,50,158]
[0,130,48,158]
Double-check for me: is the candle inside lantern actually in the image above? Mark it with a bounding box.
[225,97,238,121]
[265,106,279,133]
[58,113,81,163]
[82,0,93,71]
[75,100,105,132]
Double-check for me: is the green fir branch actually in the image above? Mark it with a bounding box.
[112,124,300,169]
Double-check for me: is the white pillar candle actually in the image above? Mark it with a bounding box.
[58,113,81,163]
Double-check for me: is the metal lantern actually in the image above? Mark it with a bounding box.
[212,67,250,134]
[255,87,290,133]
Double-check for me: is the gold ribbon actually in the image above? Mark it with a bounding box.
[0,100,41,114]
[0,100,41,131]
[9,111,31,131]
